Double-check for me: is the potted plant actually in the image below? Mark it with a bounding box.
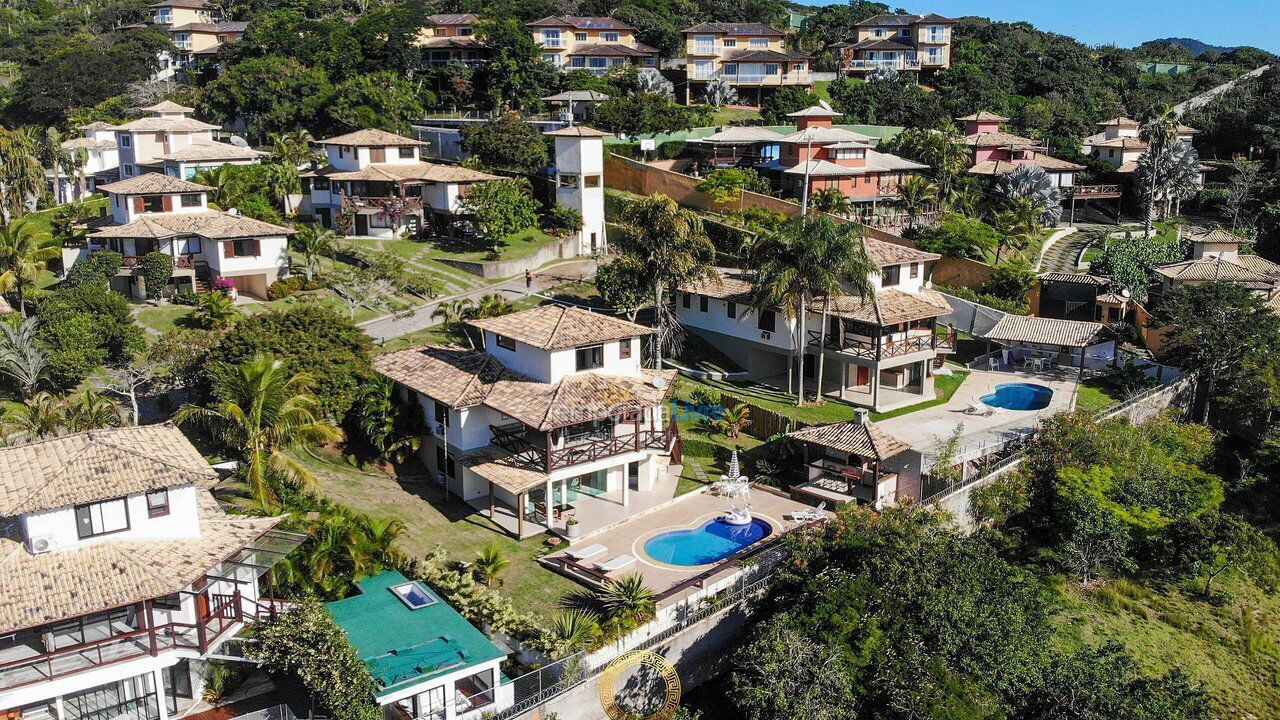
[212,276,237,300]
[564,516,580,539]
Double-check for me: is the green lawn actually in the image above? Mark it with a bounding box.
[673,375,863,425]
[21,197,108,237]
[1051,574,1280,720]
[135,287,421,339]
[870,369,970,421]
[812,79,834,102]
[709,106,761,126]
[1076,377,1124,415]
[422,228,563,263]
[299,449,580,619]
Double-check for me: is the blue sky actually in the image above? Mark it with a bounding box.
[794,1,1280,53]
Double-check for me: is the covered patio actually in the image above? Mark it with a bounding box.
[980,314,1114,377]
[788,413,912,508]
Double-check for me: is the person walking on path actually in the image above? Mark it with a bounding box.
[524,269,533,293]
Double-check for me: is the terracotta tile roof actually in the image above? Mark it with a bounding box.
[788,419,910,460]
[985,315,1109,347]
[724,48,810,62]
[372,344,675,430]
[0,491,282,631]
[568,43,658,57]
[1098,116,1140,127]
[863,237,940,266]
[97,174,212,195]
[1154,256,1279,284]
[419,36,482,49]
[527,15,635,30]
[0,425,217,516]
[62,137,117,151]
[775,126,875,144]
[1190,228,1248,244]
[429,13,478,24]
[89,211,294,240]
[1039,272,1109,286]
[315,162,498,183]
[961,130,1041,148]
[681,22,783,35]
[155,140,264,162]
[968,156,1084,175]
[812,288,950,325]
[468,305,651,350]
[140,100,194,113]
[461,447,548,494]
[856,12,953,26]
[318,129,425,147]
[1096,292,1130,304]
[543,125,612,138]
[956,111,1008,122]
[79,121,116,131]
[110,117,220,132]
[1233,254,1280,279]
[1092,137,1147,149]
[679,269,755,302]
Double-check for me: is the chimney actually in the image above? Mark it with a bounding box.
[854,408,869,425]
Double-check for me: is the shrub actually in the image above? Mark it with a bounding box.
[980,259,1037,303]
[936,284,1028,314]
[36,284,145,388]
[140,251,174,302]
[544,205,583,237]
[268,275,304,300]
[172,288,199,306]
[65,251,122,287]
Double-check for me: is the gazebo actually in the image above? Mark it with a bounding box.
[982,314,1114,377]
[787,413,911,508]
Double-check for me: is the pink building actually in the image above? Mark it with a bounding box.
[959,111,1082,187]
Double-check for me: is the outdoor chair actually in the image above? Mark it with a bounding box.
[988,356,1001,371]
[564,543,606,561]
[788,502,826,522]
[965,399,995,416]
[595,554,636,573]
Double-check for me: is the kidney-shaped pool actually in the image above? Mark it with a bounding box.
[643,517,772,566]
[981,382,1054,411]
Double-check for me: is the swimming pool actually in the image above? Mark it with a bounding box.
[643,518,772,566]
[981,382,1054,411]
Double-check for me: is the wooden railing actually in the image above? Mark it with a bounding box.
[806,329,939,360]
[1063,184,1121,197]
[340,194,424,213]
[122,254,195,269]
[935,328,958,352]
[490,422,673,473]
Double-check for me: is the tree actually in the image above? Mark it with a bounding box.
[0,219,59,317]
[459,113,550,174]
[201,56,335,143]
[596,573,656,631]
[176,355,343,509]
[1,392,71,441]
[702,76,739,109]
[1136,143,1201,220]
[258,162,301,216]
[473,541,512,588]
[291,224,337,282]
[994,164,1063,226]
[39,127,69,205]
[894,176,937,231]
[1055,471,1135,583]
[474,18,558,111]
[351,375,422,463]
[98,361,158,426]
[548,609,602,655]
[1138,104,1180,236]
[462,178,539,250]
[696,168,770,205]
[717,403,750,438]
[469,293,516,319]
[1087,231,1183,301]
[730,620,858,720]
[1160,511,1275,597]
[1224,160,1261,231]
[748,218,825,403]
[759,86,820,124]
[0,128,43,223]
[595,256,649,321]
[915,213,999,259]
[140,252,174,303]
[806,217,873,401]
[0,317,48,399]
[36,284,144,389]
[65,252,123,288]
[269,129,322,170]
[328,72,425,133]
[879,125,970,200]
[612,194,716,368]
[590,93,709,137]
[209,304,374,420]
[810,188,850,216]
[1022,644,1211,720]
[431,299,476,348]
[191,291,242,329]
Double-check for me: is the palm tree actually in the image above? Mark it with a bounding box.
[39,127,69,205]
[748,218,825,404]
[1,392,67,441]
[290,224,337,282]
[809,218,874,401]
[1137,143,1201,220]
[0,218,59,317]
[193,165,242,209]
[597,573,657,631]
[473,541,511,587]
[895,176,937,231]
[811,187,851,216]
[549,609,603,654]
[991,208,1037,265]
[0,127,45,222]
[175,355,344,509]
[717,403,751,438]
[64,389,123,432]
[354,376,421,463]
[1139,104,1180,236]
[0,317,48,399]
[432,298,477,348]
[613,194,716,368]
[190,290,241,329]
[993,164,1062,226]
[469,293,516,319]
[261,162,301,215]
[269,130,321,169]
[358,515,408,569]
[702,77,738,109]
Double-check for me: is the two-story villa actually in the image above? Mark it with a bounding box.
[417,14,489,67]
[0,424,301,720]
[373,305,677,539]
[676,237,952,413]
[757,105,928,205]
[47,123,120,204]
[528,16,658,74]
[110,102,260,180]
[146,0,246,79]
[829,13,955,74]
[1082,116,1201,174]
[682,22,811,105]
[66,173,292,300]
[1153,228,1280,301]
[958,111,1083,187]
[301,129,499,238]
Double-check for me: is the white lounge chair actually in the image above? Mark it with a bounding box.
[564,543,607,561]
[595,554,636,573]
[965,399,995,416]
[788,502,826,522]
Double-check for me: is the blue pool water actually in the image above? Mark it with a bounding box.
[643,518,772,566]
[981,382,1054,411]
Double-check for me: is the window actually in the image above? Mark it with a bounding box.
[390,581,439,609]
[313,176,330,190]
[757,309,776,332]
[495,334,515,350]
[123,165,134,176]
[681,292,691,308]
[153,593,182,610]
[337,146,346,158]
[724,63,737,75]
[399,147,416,159]
[583,175,601,188]
[588,57,607,69]
[793,63,805,72]
[570,56,586,67]
[435,447,455,478]
[558,174,579,189]
[541,29,561,46]
[75,497,130,539]
[120,135,131,147]
[692,59,714,79]
[575,31,587,41]
[722,38,736,47]
[180,193,201,208]
[542,53,560,65]
[909,262,919,278]
[141,195,164,212]
[433,400,450,427]
[619,338,632,358]
[727,301,736,318]
[602,31,619,42]
[575,344,603,370]
[699,295,708,312]
[227,238,259,257]
[765,63,779,75]
[749,37,768,48]
[146,489,170,518]
[881,264,901,287]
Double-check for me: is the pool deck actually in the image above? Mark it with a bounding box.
[543,486,818,604]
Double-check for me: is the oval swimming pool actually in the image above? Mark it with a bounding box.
[981,382,1054,411]
[643,518,771,566]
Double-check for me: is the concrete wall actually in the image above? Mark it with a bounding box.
[437,236,577,279]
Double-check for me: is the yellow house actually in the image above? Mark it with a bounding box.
[149,0,215,27]
[830,13,955,73]
[682,22,810,105]
[172,20,248,68]
[416,13,489,67]
[527,16,658,74]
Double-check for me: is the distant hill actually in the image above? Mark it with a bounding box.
[1144,37,1238,56]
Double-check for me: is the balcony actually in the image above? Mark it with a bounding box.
[121,254,195,270]
[1063,184,1122,198]
[490,421,674,473]
[807,328,940,360]
[845,58,922,71]
[341,195,425,213]
[152,13,172,24]
[924,34,947,44]
[692,44,718,55]
[538,38,564,49]
[173,40,192,50]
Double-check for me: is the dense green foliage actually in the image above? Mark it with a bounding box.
[459,113,551,173]
[462,178,540,245]
[140,252,173,302]
[35,284,144,388]
[1089,231,1186,299]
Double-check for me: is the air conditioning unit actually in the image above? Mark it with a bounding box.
[760,331,772,340]
[28,534,58,554]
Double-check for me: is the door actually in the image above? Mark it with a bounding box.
[908,362,924,387]
[317,208,331,228]
[628,461,639,491]
[370,147,386,163]
[856,365,870,386]
[355,214,369,236]
[163,659,193,714]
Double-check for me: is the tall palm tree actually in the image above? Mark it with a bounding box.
[0,127,45,222]
[432,298,476,348]
[1139,104,1180,237]
[175,355,344,509]
[748,218,825,404]
[39,127,69,205]
[0,317,48,399]
[895,176,937,231]
[290,224,337,282]
[991,208,1036,265]
[358,515,407,568]
[809,218,874,402]
[261,162,301,215]
[193,165,242,210]
[613,194,716,368]
[0,219,59,317]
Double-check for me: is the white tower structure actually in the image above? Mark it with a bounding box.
[545,125,609,256]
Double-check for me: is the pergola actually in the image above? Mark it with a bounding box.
[982,314,1113,380]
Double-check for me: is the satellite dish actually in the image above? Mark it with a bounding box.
[650,376,670,390]
[228,135,250,148]
[819,99,834,112]
[1121,288,1131,298]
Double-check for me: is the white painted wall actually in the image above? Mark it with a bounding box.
[675,291,797,352]
[20,484,202,553]
[324,144,421,172]
[551,135,604,256]
[206,235,289,275]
